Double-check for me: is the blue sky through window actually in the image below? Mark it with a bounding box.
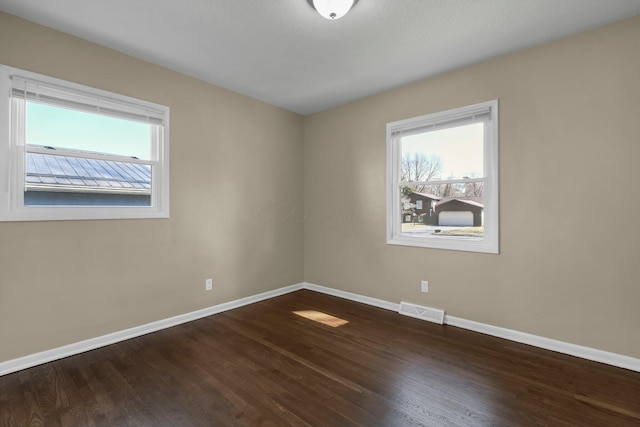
[26,102,151,160]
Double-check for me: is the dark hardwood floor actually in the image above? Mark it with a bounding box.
[1,290,639,426]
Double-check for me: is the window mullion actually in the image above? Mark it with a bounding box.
[400,177,485,187]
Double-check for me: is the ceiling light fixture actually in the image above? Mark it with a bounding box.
[307,0,359,20]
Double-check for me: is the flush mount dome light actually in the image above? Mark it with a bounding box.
[307,0,359,20]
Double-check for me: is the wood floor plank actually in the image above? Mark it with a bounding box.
[1,289,640,426]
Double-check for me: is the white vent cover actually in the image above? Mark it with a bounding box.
[399,302,445,325]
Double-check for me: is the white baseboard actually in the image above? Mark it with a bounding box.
[0,283,303,376]
[303,282,640,373]
[2,281,639,376]
[444,316,640,372]
[303,282,400,312]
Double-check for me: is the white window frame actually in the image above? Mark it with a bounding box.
[386,100,499,254]
[0,65,170,221]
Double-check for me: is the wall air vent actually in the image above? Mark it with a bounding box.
[399,302,445,325]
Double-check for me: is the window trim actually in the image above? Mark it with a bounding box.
[386,100,499,254]
[0,65,170,221]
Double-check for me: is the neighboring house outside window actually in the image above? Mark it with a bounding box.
[0,64,170,221]
[402,192,440,224]
[386,100,499,253]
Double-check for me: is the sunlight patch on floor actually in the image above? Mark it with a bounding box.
[293,310,349,327]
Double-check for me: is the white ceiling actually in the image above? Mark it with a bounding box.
[1,0,639,115]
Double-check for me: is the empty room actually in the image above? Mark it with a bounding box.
[1,1,639,425]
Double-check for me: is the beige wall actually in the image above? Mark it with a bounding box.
[304,16,640,359]
[0,13,304,362]
[2,11,639,364]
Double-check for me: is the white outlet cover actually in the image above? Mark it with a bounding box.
[421,280,429,293]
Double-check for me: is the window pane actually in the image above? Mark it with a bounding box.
[401,122,484,182]
[26,102,151,160]
[24,102,152,207]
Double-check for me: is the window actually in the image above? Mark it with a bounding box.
[386,100,498,253]
[0,65,169,221]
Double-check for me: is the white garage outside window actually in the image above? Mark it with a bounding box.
[386,100,499,253]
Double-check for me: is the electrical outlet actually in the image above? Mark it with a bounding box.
[421,280,429,293]
[205,278,213,291]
